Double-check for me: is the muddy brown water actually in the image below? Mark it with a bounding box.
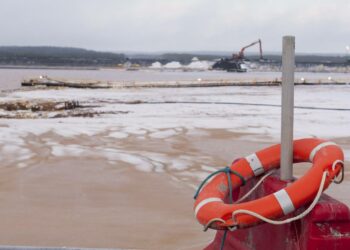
[0,128,348,249]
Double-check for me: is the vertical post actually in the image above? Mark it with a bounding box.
[281,36,295,181]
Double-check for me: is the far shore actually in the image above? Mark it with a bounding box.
[0,65,100,71]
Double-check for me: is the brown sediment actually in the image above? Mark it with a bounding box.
[0,100,129,119]
[0,100,80,112]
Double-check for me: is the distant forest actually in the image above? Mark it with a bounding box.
[0,47,225,67]
[0,46,348,68]
[0,47,126,67]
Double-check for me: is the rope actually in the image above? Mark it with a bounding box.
[203,218,226,232]
[193,165,245,250]
[221,167,235,250]
[331,160,345,184]
[235,171,275,203]
[193,166,246,200]
[231,170,328,226]
[220,231,228,250]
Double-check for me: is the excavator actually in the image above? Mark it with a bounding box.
[233,39,263,60]
[212,39,264,72]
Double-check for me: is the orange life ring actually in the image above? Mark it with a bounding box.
[194,138,344,230]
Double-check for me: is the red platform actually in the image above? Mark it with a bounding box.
[204,173,350,250]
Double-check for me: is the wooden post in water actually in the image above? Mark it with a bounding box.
[281,36,295,181]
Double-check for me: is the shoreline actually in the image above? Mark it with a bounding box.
[0,66,100,71]
[0,65,350,73]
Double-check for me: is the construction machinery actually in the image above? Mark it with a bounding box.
[233,39,263,60]
[212,39,264,72]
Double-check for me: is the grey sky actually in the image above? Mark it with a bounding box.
[1,0,349,53]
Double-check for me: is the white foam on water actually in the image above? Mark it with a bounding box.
[2,145,22,154]
[201,165,218,172]
[1,145,33,160]
[51,144,86,157]
[1,85,350,178]
[153,161,165,173]
[0,143,34,167]
[124,126,148,135]
[108,131,129,139]
[169,159,189,171]
[99,148,154,172]
[42,138,59,146]
[178,170,209,180]
[116,153,153,172]
[17,162,28,168]
[139,152,169,172]
[149,129,177,139]
[186,129,209,136]
[118,151,193,172]
[16,152,34,161]
[0,127,25,145]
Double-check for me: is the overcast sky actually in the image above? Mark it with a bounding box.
[0,0,349,53]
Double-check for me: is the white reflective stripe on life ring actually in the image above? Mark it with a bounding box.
[194,197,223,218]
[245,153,264,176]
[273,189,295,215]
[309,142,337,162]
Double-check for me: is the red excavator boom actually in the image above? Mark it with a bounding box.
[233,39,263,60]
